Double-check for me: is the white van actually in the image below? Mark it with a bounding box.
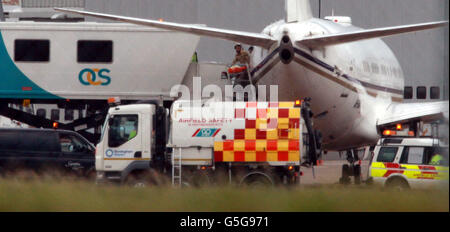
[369,137,449,189]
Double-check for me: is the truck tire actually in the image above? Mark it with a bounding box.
[188,171,211,188]
[126,175,148,188]
[126,169,167,187]
[385,177,409,191]
[240,172,274,187]
[85,168,96,181]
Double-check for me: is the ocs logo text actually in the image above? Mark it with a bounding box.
[79,68,111,86]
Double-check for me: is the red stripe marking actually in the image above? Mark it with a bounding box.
[418,165,438,179]
[419,165,436,171]
[382,163,403,177]
[22,87,32,91]
[192,128,201,137]
[212,129,221,137]
[417,177,435,180]
[385,163,400,169]
[383,163,403,177]
[383,170,404,178]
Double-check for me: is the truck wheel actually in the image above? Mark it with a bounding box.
[240,173,274,187]
[385,178,409,191]
[189,172,211,188]
[85,168,96,181]
[126,175,148,188]
[126,170,163,188]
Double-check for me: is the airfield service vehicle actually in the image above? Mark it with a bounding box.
[95,98,322,187]
[368,135,448,190]
[340,122,449,189]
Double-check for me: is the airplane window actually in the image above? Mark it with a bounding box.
[430,87,440,100]
[391,67,397,77]
[51,109,60,121]
[14,39,50,62]
[65,109,74,121]
[78,40,113,63]
[380,65,387,75]
[404,87,413,99]
[363,62,370,73]
[417,86,427,99]
[371,63,379,74]
[36,109,46,118]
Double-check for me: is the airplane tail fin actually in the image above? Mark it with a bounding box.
[285,0,313,23]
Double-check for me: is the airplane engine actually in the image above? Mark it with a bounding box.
[279,35,294,64]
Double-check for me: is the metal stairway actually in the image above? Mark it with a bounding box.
[172,148,182,187]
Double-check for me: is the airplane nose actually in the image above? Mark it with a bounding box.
[279,35,294,64]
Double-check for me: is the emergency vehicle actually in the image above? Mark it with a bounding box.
[368,134,448,189]
[95,98,322,186]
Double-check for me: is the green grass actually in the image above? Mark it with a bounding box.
[0,177,448,212]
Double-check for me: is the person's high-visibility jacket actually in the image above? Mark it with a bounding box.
[430,154,444,165]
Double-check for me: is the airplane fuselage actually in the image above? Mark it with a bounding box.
[252,18,405,151]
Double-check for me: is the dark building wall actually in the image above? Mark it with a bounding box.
[86,0,449,101]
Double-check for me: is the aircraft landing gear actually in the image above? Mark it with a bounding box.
[339,149,361,185]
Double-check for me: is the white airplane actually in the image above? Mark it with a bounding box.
[55,0,449,152]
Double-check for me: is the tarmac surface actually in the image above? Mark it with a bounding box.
[299,160,371,185]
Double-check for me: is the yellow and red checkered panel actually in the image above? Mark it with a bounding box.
[214,140,299,162]
[214,102,301,163]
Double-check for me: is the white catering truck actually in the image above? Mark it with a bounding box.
[95,99,322,186]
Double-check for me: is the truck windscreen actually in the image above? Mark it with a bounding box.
[108,115,138,148]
